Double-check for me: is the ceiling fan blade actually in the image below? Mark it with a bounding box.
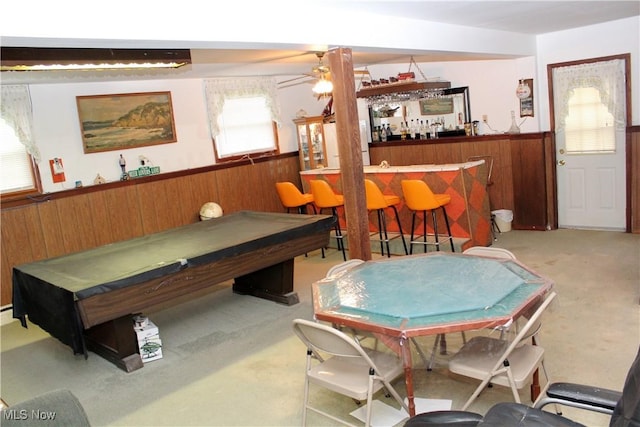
[277,75,310,85]
[277,73,317,85]
[278,78,317,89]
[279,51,367,89]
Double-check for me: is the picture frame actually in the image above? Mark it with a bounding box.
[519,79,534,117]
[77,91,177,154]
[419,97,454,116]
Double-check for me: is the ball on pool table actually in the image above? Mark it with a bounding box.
[199,202,223,220]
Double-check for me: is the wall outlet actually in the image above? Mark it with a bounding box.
[482,115,488,123]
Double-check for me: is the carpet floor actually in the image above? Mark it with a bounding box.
[1,228,638,426]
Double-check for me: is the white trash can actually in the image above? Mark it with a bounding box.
[492,209,513,232]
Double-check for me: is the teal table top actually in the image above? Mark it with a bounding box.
[313,252,553,337]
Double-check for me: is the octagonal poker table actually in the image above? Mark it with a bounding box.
[312,252,554,416]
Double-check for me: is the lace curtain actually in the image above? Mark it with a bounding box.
[1,85,41,162]
[552,59,626,132]
[203,77,281,138]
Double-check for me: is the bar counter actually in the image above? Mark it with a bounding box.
[300,161,491,248]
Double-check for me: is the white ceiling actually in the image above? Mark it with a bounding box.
[1,1,638,85]
[333,1,640,34]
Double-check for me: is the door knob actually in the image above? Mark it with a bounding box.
[558,160,566,166]
[559,148,565,154]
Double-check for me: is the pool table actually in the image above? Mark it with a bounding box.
[12,210,335,371]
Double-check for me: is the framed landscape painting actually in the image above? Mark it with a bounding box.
[77,91,177,154]
[419,97,454,116]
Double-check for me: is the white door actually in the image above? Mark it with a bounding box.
[552,58,627,231]
[556,129,626,230]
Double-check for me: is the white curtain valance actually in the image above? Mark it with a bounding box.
[203,77,281,138]
[553,59,626,132]
[1,85,41,162]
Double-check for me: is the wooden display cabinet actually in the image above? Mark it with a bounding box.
[294,116,328,170]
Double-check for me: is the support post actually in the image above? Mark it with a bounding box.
[327,47,371,261]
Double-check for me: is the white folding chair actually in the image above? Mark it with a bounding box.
[462,246,517,260]
[448,291,557,410]
[292,318,409,427]
[326,259,365,278]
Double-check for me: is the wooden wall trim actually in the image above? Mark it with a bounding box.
[544,132,558,230]
[630,126,640,233]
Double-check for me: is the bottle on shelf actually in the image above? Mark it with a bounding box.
[400,122,407,140]
[380,125,387,142]
[372,126,380,142]
[430,121,438,139]
[420,120,427,139]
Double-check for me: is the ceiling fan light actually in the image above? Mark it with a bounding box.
[312,77,333,95]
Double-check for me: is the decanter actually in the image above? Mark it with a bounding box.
[508,110,521,134]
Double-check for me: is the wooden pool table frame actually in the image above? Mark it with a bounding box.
[13,211,334,372]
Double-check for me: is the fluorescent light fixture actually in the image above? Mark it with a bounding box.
[1,47,191,72]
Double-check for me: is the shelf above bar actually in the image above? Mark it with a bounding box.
[356,81,451,98]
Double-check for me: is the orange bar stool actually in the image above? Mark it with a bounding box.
[275,181,319,257]
[309,180,347,261]
[401,179,455,253]
[275,182,316,215]
[365,179,408,257]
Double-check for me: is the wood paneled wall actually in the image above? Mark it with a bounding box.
[1,154,302,306]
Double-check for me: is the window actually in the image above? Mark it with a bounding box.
[1,85,41,199]
[204,77,281,162]
[1,118,38,196]
[564,87,615,153]
[551,57,627,154]
[215,96,278,160]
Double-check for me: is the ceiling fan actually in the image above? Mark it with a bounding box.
[277,51,370,90]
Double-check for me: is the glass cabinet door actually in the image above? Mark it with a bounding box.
[309,122,326,168]
[297,123,311,170]
[294,116,327,170]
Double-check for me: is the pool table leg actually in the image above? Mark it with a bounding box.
[84,315,144,372]
[232,259,300,305]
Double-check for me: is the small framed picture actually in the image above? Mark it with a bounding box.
[519,79,534,117]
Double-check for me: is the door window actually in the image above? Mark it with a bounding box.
[564,87,615,153]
